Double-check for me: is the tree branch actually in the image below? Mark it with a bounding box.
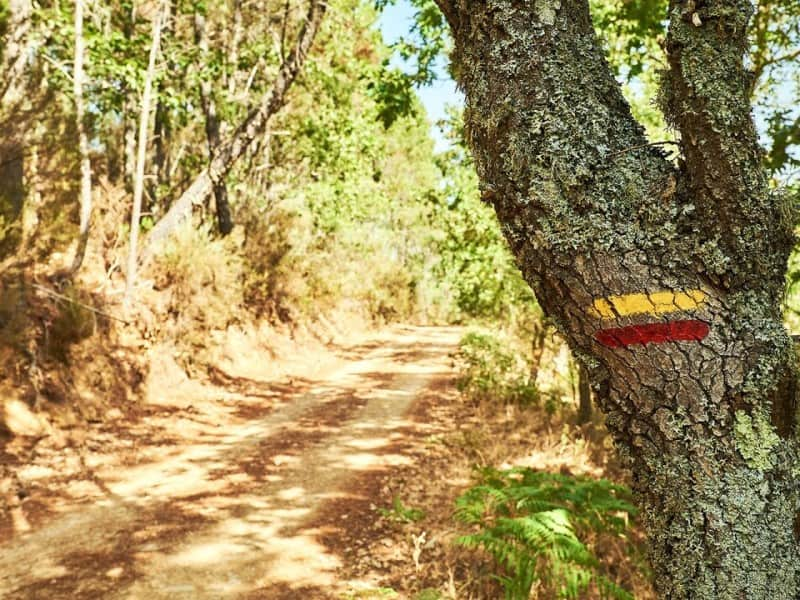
[661,0,794,294]
[142,0,327,258]
[194,10,233,236]
[758,47,800,77]
[445,0,676,266]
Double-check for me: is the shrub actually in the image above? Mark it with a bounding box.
[240,204,301,320]
[150,223,244,361]
[455,467,637,600]
[456,331,539,406]
[46,284,97,363]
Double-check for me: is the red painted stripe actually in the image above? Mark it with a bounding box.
[595,320,709,348]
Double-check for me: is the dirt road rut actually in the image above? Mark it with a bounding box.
[0,325,462,599]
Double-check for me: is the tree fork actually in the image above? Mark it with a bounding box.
[434,0,800,597]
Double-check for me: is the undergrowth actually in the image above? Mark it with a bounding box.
[378,496,426,523]
[456,331,539,406]
[455,467,638,600]
[148,223,245,366]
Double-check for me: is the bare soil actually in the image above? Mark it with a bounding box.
[0,325,469,599]
[0,324,653,599]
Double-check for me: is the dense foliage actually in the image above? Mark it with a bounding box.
[0,0,535,328]
[456,467,638,599]
[455,331,539,407]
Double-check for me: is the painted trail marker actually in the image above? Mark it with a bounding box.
[596,320,710,348]
[590,289,706,319]
[591,289,710,348]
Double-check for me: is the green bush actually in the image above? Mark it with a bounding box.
[456,331,539,406]
[455,467,637,600]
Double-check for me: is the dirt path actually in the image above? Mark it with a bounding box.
[0,325,462,599]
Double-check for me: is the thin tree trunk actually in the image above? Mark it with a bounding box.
[576,363,592,425]
[123,102,136,191]
[226,0,243,97]
[152,1,173,202]
[435,0,800,597]
[153,93,171,192]
[69,0,93,276]
[121,4,136,192]
[124,1,167,309]
[142,0,326,257]
[194,11,232,236]
[529,322,547,385]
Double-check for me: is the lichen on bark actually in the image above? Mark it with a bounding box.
[434,0,800,597]
[734,410,781,470]
[534,0,561,26]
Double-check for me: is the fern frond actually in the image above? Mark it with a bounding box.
[455,466,638,599]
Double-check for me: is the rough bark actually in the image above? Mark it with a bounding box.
[0,0,33,108]
[436,0,800,597]
[69,0,93,276]
[142,0,326,257]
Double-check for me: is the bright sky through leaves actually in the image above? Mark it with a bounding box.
[376,0,461,152]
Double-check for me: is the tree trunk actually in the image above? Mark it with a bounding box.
[0,0,33,262]
[69,0,93,276]
[124,1,167,309]
[0,0,33,108]
[577,363,592,426]
[529,321,548,385]
[123,103,136,191]
[18,139,41,258]
[434,0,800,597]
[226,0,243,97]
[194,11,232,236]
[153,93,171,193]
[120,4,136,192]
[141,0,327,257]
[152,1,173,203]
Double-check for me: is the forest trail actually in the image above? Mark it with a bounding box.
[0,325,462,599]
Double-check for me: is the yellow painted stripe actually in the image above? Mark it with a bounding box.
[591,289,706,319]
